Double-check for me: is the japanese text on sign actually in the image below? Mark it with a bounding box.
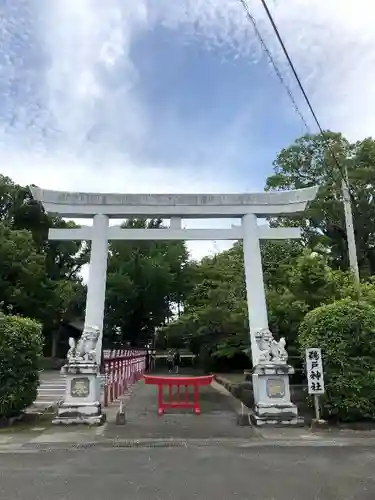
[306,348,325,395]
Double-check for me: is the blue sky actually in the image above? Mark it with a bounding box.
[132,24,307,187]
[0,0,374,258]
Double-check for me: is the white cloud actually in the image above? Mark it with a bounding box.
[1,0,374,264]
[3,0,371,173]
[40,0,148,153]
[152,0,375,139]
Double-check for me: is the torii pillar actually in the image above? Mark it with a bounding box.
[83,214,109,365]
[242,213,269,364]
[242,214,304,426]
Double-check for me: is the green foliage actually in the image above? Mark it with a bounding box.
[0,222,46,316]
[161,243,249,369]
[164,230,375,374]
[265,131,375,277]
[104,218,190,346]
[261,240,303,289]
[268,249,351,337]
[0,314,43,418]
[0,175,87,355]
[298,300,375,421]
[0,174,190,353]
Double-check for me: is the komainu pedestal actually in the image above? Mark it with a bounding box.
[53,326,106,426]
[251,363,301,426]
[250,329,302,426]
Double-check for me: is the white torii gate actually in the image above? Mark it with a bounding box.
[31,186,318,370]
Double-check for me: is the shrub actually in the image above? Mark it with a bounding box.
[0,314,43,418]
[298,299,375,422]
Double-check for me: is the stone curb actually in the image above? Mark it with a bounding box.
[4,435,375,452]
[213,375,253,426]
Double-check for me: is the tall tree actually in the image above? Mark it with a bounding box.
[265,132,375,277]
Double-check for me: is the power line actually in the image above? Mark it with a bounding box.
[256,0,348,186]
[258,0,324,136]
[236,0,349,189]
[236,0,310,131]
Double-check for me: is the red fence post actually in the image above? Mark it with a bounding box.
[114,355,119,400]
[120,352,125,394]
[125,353,128,386]
[109,354,115,403]
[157,384,164,416]
[193,382,200,415]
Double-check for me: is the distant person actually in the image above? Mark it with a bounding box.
[166,350,174,373]
[173,349,181,374]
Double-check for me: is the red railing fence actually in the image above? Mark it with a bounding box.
[143,374,213,415]
[103,349,146,407]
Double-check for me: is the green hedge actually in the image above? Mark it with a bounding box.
[298,299,375,422]
[0,314,43,418]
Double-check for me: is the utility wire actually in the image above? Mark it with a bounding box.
[237,0,350,190]
[260,0,349,186]
[236,0,310,131]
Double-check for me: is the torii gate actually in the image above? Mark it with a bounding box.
[31,186,317,371]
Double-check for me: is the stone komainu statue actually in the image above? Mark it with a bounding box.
[67,325,100,364]
[255,328,288,364]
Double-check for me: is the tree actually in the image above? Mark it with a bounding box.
[265,132,375,277]
[267,250,353,349]
[0,222,46,317]
[163,237,367,366]
[104,218,190,346]
[43,279,86,358]
[260,240,304,289]
[0,175,88,355]
[162,243,249,368]
[0,176,88,279]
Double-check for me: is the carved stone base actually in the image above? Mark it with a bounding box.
[251,363,303,427]
[52,361,106,426]
[251,402,304,426]
[53,402,106,426]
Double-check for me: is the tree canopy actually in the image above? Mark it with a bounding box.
[265,131,375,277]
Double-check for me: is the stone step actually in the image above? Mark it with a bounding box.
[33,374,67,406]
